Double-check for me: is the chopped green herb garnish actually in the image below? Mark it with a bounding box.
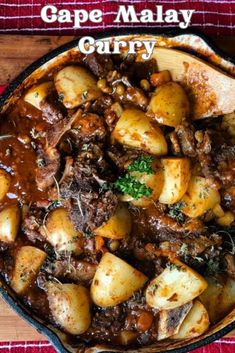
[128,155,154,174]
[168,201,186,224]
[114,174,152,200]
[34,92,39,98]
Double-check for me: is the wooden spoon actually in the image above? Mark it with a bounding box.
[145,47,235,119]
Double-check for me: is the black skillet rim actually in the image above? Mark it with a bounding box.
[0,28,235,353]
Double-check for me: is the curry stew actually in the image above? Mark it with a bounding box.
[0,52,235,348]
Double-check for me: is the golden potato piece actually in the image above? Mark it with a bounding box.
[94,204,131,239]
[148,82,190,127]
[173,300,209,339]
[91,252,147,307]
[47,282,91,335]
[55,65,101,109]
[182,176,221,218]
[0,205,20,243]
[11,246,47,294]
[200,276,235,324]
[40,208,82,254]
[0,169,10,201]
[112,108,168,156]
[159,158,191,204]
[146,260,207,310]
[24,82,53,110]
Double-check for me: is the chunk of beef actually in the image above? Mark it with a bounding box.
[18,99,42,121]
[130,204,222,262]
[75,143,115,182]
[22,208,46,243]
[196,130,219,187]
[126,59,157,84]
[84,53,114,78]
[23,286,50,320]
[35,147,60,190]
[69,113,106,145]
[60,144,118,233]
[107,145,141,171]
[176,125,197,157]
[40,91,66,124]
[44,258,97,283]
[46,110,81,147]
[196,129,235,187]
[68,189,118,232]
[91,95,113,115]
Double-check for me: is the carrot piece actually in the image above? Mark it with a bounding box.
[137,311,154,332]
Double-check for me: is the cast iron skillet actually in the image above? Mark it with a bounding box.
[0,28,235,353]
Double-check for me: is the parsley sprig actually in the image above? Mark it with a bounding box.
[114,174,152,200]
[128,155,154,174]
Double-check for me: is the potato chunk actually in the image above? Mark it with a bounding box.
[91,253,147,307]
[0,169,10,201]
[159,158,191,204]
[112,108,167,156]
[40,208,82,253]
[146,260,207,310]
[0,205,20,243]
[94,204,131,239]
[24,82,53,110]
[147,82,190,127]
[181,176,220,218]
[55,65,101,109]
[11,246,47,294]
[47,282,91,335]
[173,300,209,339]
[200,276,235,323]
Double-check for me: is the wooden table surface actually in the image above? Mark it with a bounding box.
[0,34,234,342]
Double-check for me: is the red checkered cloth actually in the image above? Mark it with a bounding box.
[0,0,234,35]
[0,339,234,353]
